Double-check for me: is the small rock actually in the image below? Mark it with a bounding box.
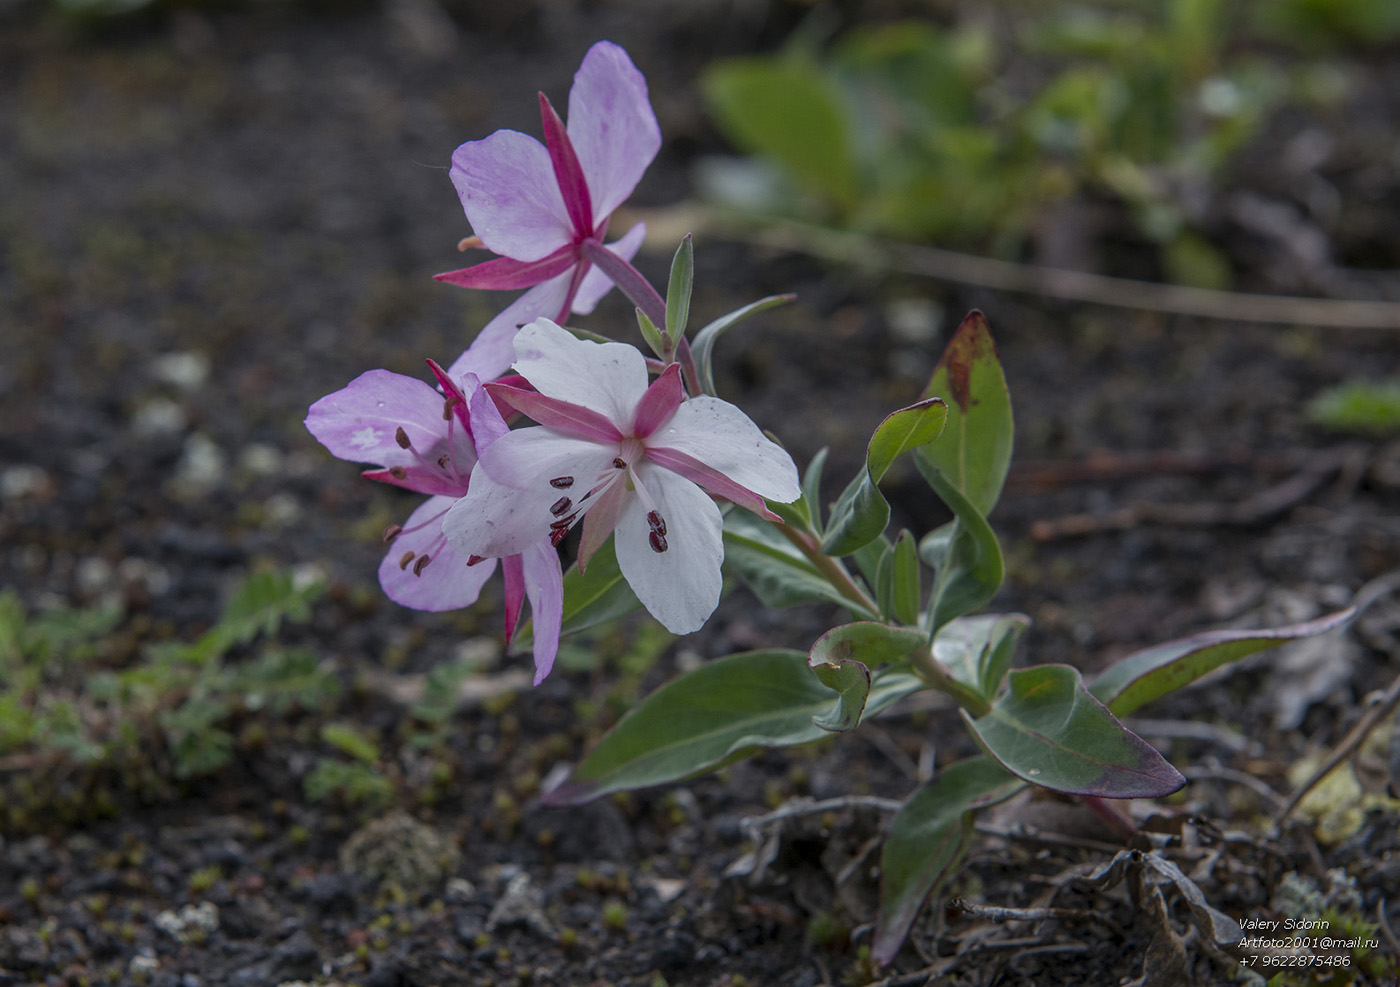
[339,810,459,895]
[154,902,219,943]
[485,872,554,938]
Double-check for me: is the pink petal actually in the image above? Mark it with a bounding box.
[539,92,593,238]
[648,396,801,503]
[631,362,684,438]
[433,245,576,290]
[487,382,623,443]
[379,496,497,611]
[510,319,649,426]
[450,129,572,261]
[567,41,662,228]
[614,464,723,634]
[501,553,526,644]
[576,472,629,572]
[520,539,564,684]
[572,222,646,316]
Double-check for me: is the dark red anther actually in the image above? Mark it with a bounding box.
[395,426,412,449]
[413,555,432,576]
[437,455,450,469]
[382,524,403,544]
[551,526,570,547]
[389,466,408,480]
[466,554,486,566]
[613,457,627,469]
[550,496,572,517]
[550,514,575,531]
[649,531,668,553]
[549,476,574,489]
[647,510,666,537]
[442,396,461,421]
[398,550,416,570]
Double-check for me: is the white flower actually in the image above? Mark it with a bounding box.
[443,319,800,634]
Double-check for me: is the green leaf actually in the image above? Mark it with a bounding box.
[724,511,877,618]
[544,651,921,804]
[703,57,859,210]
[321,722,380,764]
[964,665,1185,799]
[514,537,644,649]
[808,657,872,733]
[810,621,928,669]
[665,234,694,342]
[801,447,829,536]
[635,307,666,359]
[874,757,1025,966]
[887,530,922,626]
[917,311,1013,516]
[1090,607,1356,717]
[933,612,1030,702]
[916,464,1005,633]
[822,399,949,557]
[692,294,797,397]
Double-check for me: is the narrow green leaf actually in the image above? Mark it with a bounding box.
[964,665,1185,799]
[889,530,922,626]
[636,306,666,359]
[809,657,872,732]
[691,294,796,396]
[544,651,922,804]
[874,757,1025,966]
[852,533,890,590]
[1091,607,1357,717]
[665,235,694,341]
[917,311,1013,516]
[801,447,829,537]
[724,512,877,618]
[932,613,1030,702]
[822,400,949,558]
[513,537,643,649]
[917,463,1004,633]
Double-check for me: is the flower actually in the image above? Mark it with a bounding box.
[442,319,801,634]
[436,40,661,380]
[305,362,563,682]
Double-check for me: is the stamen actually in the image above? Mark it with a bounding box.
[647,510,667,537]
[549,476,574,489]
[550,496,572,516]
[613,457,627,469]
[395,426,412,449]
[438,455,450,468]
[467,555,486,566]
[398,550,416,570]
[549,514,576,531]
[649,531,668,553]
[413,555,432,576]
[442,396,461,421]
[551,527,570,547]
[383,524,403,544]
[389,466,408,480]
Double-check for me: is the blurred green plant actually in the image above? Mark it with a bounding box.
[700,3,1297,287]
[1307,379,1400,433]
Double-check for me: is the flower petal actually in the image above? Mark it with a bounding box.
[567,41,662,228]
[379,495,497,611]
[445,278,571,384]
[615,464,723,634]
[433,245,576,290]
[571,221,645,316]
[631,362,684,438]
[306,370,474,495]
[647,396,801,503]
[511,318,649,426]
[450,129,571,261]
[519,538,564,684]
[487,382,624,443]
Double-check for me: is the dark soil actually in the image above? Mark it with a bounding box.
[3,3,1400,986]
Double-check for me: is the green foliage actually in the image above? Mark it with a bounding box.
[1306,379,1400,434]
[700,8,1300,284]
[304,759,393,808]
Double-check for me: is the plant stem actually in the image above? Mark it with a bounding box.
[1080,795,1138,838]
[772,522,880,619]
[904,645,991,717]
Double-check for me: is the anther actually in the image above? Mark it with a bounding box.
[398,550,416,570]
[442,396,461,421]
[395,426,412,449]
[413,555,432,576]
[389,466,408,480]
[549,476,574,489]
[647,510,667,537]
[649,531,668,553]
[466,555,486,566]
[382,524,403,544]
[551,527,570,548]
[549,515,575,531]
[437,455,450,469]
[613,457,627,469]
[550,496,572,516]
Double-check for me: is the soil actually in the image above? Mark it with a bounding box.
[3,2,1400,986]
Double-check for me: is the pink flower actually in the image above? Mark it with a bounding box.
[436,41,662,381]
[305,362,564,682]
[442,320,800,635]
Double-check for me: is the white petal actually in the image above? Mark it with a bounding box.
[615,464,723,635]
[476,426,616,490]
[511,319,649,426]
[649,396,800,502]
